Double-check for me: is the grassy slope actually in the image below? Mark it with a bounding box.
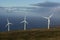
[0,28,60,40]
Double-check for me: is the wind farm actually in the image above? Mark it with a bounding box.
[0,7,60,40]
[0,0,60,40]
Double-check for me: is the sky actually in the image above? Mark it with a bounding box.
[0,0,60,17]
[0,0,60,7]
[0,0,60,32]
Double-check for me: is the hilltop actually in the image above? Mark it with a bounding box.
[0,28,60,40]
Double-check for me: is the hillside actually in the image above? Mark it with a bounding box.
[0,28,60,40]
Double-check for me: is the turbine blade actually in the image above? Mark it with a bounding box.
[41,16,48,19]
[21,20,28,24]
[21,21,24,23]
[49,13,53,18]
[25,21,28,24]
[7,18,12,25]
[7,18,9,23]
[9,23,12,25]
[24,15,27,21]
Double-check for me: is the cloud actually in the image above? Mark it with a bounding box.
[0,3,60,18]
[31,2,60,7]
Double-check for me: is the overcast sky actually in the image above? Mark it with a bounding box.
[0,0,60,7]
[0,0,60,18]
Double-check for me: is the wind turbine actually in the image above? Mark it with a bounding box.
[21,15,28,30]
[41,7,56,29]
[42,13,53,29]
[6,19,12,31]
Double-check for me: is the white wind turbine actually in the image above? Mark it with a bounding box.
[41,7,57,29]
[43,13,53,29]
[21,15,28,30]
[6,19,12,31]
[42,13,53,29]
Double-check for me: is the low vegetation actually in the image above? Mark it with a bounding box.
[0,28,60,40]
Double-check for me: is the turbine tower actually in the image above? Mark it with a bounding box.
[21,15,28,30]
[42,13,53,29]
[6,19,12,31]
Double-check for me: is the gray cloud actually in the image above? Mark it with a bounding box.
[31,2,60,7]
[0,3,60,18]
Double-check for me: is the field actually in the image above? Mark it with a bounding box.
[0,28,60,40]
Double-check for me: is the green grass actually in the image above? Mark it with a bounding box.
[0,28,60,40]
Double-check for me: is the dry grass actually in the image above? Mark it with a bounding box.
[0,28,60,40]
